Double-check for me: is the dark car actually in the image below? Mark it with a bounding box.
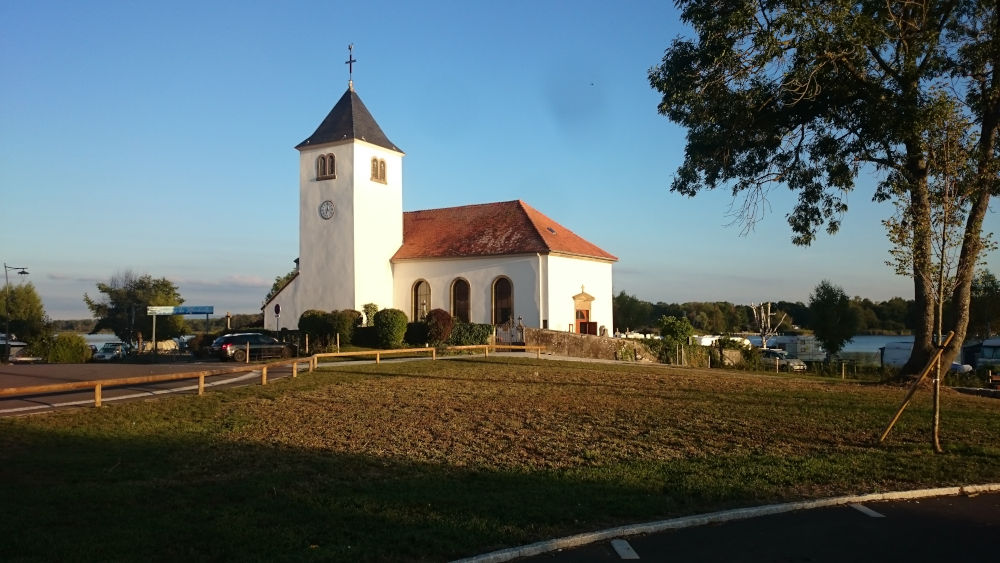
[210,333,296,362]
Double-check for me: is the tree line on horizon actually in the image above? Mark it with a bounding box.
[613,270,1000,340]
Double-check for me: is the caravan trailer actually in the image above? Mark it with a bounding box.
[770,335,826,362]
[880,341,913,367]
[976,338,1000,370]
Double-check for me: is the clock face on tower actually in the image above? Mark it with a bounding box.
[318,200,335,220]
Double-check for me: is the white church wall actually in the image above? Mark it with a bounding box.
[264,274,301,332]
[544,254,614,333]
[392,255,541,325]
[352,143,402,312]
[297,142,357,314]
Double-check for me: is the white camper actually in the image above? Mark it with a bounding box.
[770,335,827,362]
[880,341,913,368]
[976,338,1000,370]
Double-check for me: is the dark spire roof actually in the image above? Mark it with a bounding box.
[295,87,402,153]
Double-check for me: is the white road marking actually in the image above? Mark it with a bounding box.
[610,538,640,559]
[850,503,886,518]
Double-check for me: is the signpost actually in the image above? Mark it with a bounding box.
[147,306,215,354]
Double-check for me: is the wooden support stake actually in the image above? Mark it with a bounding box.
[484,346,489,358]
[432,348,436,360]
[376,352,380,365]
[198,374,205,396]
[94,383,102,407]
[879,331,954,444]
[261,366,267,386]
[245,342,250,364]
[292,361,298,378]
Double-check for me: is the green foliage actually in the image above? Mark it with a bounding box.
[970,269,1000,339]
[373,308,408,349]
[43,333,91,363]
[447,322,494,346]
[425,308,454,346]
[330,309,362,345]
[1,281,50,344]
[264,269,297,304]
[613,291,653,332]
[658,315,693,347]
[649,0,998,372]
[809,281,860,358]
[404,322,429,346]
[362,303,379,327]
[83,271,187,344]
[298,309,334,348]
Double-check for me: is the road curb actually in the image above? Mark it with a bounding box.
[452,483,1000,563]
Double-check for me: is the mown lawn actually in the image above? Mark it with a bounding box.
[1,357,997,562]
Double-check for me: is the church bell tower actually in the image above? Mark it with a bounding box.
[294,47,404,313]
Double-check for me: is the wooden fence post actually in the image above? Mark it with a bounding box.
[245,342,250,364]
[198,375,205,395]
[336,333,340,353]
[292,361,298,378]
[376,352,380,364]
[94,383,102,407]
[261,366,267,386]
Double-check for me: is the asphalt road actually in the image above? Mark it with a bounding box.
[0,358,303,416]
[514,492,999,562]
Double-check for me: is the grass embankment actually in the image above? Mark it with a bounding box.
[1,358,997,562]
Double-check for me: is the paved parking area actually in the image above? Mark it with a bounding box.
[511,492,1000,562]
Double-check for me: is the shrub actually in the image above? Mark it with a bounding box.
[374,308,408,349]
[362,303,379,327]
[45,333,92,364]
[299,309,335,348]
[352,326,377,348]
[448,322,494,346]
[404,322,429,346]
[330,309,361,345]
[425,309,454,346]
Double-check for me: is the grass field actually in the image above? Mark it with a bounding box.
[1,356,998,562]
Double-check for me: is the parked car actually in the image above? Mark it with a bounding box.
[760,348,807,372]
[93,342,129,362]
[210,333,296,362]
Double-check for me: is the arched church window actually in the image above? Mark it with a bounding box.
[451,278,470,323]
[492,277,513,325]
[317,154,335,180]
[371,157,386,183]
[412,280,431,321]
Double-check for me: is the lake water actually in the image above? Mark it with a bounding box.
[841,334,914,353]
[747,334,914,354]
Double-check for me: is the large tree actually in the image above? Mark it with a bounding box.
[1,281,50,346]
[84,270,188,344]
[650,0,998,374]
[809,280,860,358]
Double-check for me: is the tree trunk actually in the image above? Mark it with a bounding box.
[902,152,936,376]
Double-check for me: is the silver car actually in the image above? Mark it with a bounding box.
[760,348,807,372]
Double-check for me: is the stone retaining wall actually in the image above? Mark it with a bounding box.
[524,328,655,362]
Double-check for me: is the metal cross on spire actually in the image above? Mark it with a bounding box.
[346,44,357,89]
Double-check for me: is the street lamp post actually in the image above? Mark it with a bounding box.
[3,263,30,364]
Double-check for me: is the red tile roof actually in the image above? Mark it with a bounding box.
[392,200,617,262]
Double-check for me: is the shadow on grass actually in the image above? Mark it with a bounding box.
[0,424,862,563]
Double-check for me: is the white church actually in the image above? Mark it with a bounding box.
[263,79,617,337]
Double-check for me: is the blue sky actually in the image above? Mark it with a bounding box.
[2,0,997,320]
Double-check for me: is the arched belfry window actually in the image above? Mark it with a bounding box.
[317,154,335,180]
[371,157,386,183]
[451,278,470,323]
[412,280,431,321]
[492,277,513,325]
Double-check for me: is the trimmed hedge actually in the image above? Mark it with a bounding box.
[447,322,494,346]
[374,308,408,349]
